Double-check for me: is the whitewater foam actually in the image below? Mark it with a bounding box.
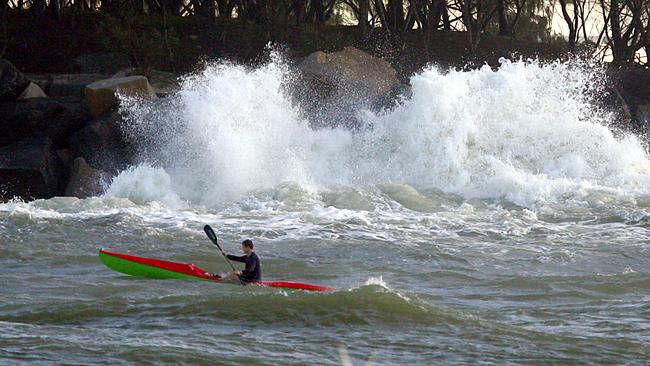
[103,164,186,208]
[106,56,650,209]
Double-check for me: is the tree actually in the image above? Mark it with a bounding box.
[600,0,649,65]
[497,0,511,35]
[359,0,369,35]
[456,0,497,54]
[558,0,579,52]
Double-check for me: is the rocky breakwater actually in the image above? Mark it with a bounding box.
[0,58,158,202]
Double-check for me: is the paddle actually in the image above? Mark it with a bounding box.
[203,225,237,272]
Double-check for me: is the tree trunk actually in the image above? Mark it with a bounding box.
[31,0,47,13]
[387,0,404,32]
[292,0,306,24]
[146,0,163,14]
[49,0,60,20]
[497,0,510,36]
[428,0,443,31]
[308,0,325,23]
[374,0,390,33]
[559,0,577,52]
[359,0,369,36]
[167,0,183,16]
[510,0,527,36]
[441,0,451,30]
[609,0,625,63]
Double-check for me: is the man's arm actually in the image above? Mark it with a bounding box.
[225,253,246,263]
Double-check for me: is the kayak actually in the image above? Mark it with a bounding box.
[99,249,335,291]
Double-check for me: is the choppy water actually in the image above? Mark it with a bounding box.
[2,57,650,365]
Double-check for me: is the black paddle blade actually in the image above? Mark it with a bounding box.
[203,225,218,243]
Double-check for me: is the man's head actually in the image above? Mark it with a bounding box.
[241,239,254,254]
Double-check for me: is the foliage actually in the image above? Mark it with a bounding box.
[97,11,179,75]
[2,0,649,68]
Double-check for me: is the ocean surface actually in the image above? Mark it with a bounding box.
[1,57,650,365]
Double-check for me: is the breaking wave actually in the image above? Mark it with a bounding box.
[107,55,650,208]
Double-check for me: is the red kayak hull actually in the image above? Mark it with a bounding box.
[99,249,335,291]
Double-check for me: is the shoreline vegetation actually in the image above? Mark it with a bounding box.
[1,1,650,202]
[5,12,570,76]
[2,1,649,74]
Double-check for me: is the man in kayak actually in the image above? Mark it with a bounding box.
[221,239,261,284]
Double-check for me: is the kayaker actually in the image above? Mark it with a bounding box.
[221,239,261,284]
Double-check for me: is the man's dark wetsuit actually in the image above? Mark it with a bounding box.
[226,252,261,284]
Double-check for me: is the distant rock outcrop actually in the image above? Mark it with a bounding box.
[64,157,107,198]
[18,82,48,99]
[112,68,181,96]
[0,137,67,201]
[0,58,30,102]
[26,73,110,98]
[0,97,92,147]
[69,107,134,172]
[295,47,401,129]
[84,75,157,116]
[615,68,650,129]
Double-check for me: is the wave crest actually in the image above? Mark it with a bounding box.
[109,57,650,208]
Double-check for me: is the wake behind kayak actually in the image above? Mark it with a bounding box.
[99,249,335,291]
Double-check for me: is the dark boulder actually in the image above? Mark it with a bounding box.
[614,68,650,131]
[0,137,68,201]
[618,69,650,99]
[0,97,92,147]
[0,58,30,102]
[113,68,181,96]
[57,149,73,167]
[25,73,111,98]
[295,47,401,129]
[69,107,134,173]
[64,157,107,198]
[18,82,48,99]
[84,75,157,116]
[618,93,650,131]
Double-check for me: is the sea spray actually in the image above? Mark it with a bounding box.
[104,164,186,207]
[109,56,650,208]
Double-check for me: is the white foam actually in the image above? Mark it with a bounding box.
[364,276,390,289]
[108,56,650,208]
[103,164,186,208]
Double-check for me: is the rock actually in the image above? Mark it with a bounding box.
[295,47,400,128]
[25,73,111,98]
[69,107,134,172]
[50,74,110,98]
[624,94,650,129]
[0,137,67,201]
[57,149,73,166]
[64,157,107,198]
[0,97,92,147]
[111,68,137,78]
[113,68,181,96]
[18,82,47,99]
[618,69,650,99]
[299,47,399,97]
[614,68,650,132]
[72,53,132,74]
[635,102,650,126]
[84,76,157,116]
[0,58,30,102]
[23,73,50,92]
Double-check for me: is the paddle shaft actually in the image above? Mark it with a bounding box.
[203,225,237,272]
